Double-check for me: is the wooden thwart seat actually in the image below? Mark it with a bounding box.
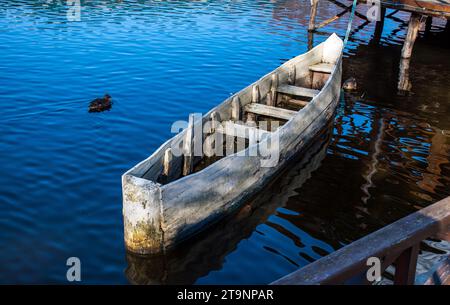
[244,103,297,121]
[286,99,309,107]
[216,121,271,140]
[309,63,334,74]
[277,85,319,98]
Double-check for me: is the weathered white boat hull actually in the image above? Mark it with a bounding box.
[122,34,343,255]
[125,125,333,284]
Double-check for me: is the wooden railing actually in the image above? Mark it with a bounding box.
[271,196,450,285]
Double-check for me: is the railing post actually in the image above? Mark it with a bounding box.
[394,244,420,285]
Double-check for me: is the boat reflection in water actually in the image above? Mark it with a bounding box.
[125,121,334,285]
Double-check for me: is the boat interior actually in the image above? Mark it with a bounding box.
[125,35,342,186]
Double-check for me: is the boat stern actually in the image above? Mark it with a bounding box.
[122,174,164,255]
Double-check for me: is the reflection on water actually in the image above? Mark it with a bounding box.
[0,0,449,284]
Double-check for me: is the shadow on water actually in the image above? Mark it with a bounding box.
[126,123,334,284]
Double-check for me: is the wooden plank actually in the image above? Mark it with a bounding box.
[328,0,370,21]
[271,196,450,285]
[286,99,309,107]
[309,63,334,74]
[315,6,352,30]
[216,121,272,141]
[378,0,450,18]
[277,84,320,98]
[244,103,297,121]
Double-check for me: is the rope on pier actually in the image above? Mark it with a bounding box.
[344,0,358,46]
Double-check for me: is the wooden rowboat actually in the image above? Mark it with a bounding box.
[122,34,344,255]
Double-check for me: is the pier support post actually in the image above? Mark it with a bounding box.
[309,0,319,32]
[308,31,314,50]
[372,6,386,44]
[398,13,423,93]
[425,16,432,38]
[398,57,412,93]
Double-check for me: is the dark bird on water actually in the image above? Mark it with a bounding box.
[89,94,112,113]
[342,77,357,91]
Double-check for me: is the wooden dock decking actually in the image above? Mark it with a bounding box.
[379,0,450,18]
[308,0,450,93]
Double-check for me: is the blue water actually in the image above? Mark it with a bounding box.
[1,1,449,284]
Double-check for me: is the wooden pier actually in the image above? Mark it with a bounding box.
[308,0,450,93]
[271,196,450,285]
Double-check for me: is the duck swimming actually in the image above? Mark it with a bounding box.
[342,77,357,91]
[89,94,112,113]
